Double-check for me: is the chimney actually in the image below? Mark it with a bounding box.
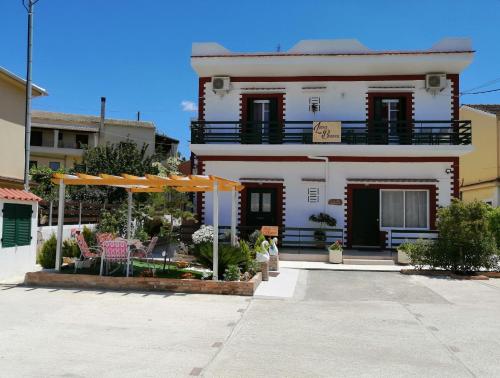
[100,97,106,131]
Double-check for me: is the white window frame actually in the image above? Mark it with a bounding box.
[379,189,430,230]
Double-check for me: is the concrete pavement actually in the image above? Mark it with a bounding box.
[1,270,500,377]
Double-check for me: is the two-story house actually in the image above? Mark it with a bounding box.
[0,66,46,188]
[460,104,500,206]
[189,38,474,249]
[30,105,156,170]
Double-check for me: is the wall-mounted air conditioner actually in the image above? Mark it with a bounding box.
[425,73,447,93]
[211,76,231,94]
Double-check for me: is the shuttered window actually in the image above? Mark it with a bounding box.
[2,204,32,248]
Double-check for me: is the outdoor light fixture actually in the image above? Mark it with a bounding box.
[445,168,453,174]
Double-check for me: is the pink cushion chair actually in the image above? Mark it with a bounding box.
[75,233,102,273]
[100,240,130,276]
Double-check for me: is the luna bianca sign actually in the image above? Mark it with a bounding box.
[312,121,341,143]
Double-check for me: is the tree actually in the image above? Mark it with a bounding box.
[30,166,62,225]
[79,141,159,203]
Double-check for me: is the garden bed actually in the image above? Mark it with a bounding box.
[24,269,262,296]
[400,269,497,280]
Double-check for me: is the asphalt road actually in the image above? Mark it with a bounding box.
[1,270,500,377]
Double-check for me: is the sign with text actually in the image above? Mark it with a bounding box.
[312,121,341,143]
[261,226,279,237]
[328,198,343,206]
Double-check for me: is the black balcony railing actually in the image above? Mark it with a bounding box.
[191,120,472,145]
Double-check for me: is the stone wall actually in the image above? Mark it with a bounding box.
[25,271,262,296]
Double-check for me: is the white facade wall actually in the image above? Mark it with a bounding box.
[204,80,453,122]
[0,199,39,283]
[202,160,454,232]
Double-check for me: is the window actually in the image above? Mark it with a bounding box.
[30,130,42,146]
[308,187,320,203]
[49,162,61,171]
[2,203,32,248]
[75,134,89,149]
[29,160,37,169]
[381,190,428,229]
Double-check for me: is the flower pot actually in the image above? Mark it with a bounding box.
[397,249,411,265]
[328,248,343,264]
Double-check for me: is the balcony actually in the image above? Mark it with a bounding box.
[191,120,471,146]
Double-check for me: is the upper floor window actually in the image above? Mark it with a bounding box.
[75,134,89,149]
[30,130,42,146]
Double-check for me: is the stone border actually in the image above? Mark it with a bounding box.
[24,271,262,296]
[400,269,494,280]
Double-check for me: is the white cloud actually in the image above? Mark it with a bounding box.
[181,100,197,112]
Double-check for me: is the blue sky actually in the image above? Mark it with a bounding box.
[1,0,499,157]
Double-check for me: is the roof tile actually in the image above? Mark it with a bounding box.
[0,188,42,202]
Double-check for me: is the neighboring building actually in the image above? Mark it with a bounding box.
[0,66,47,188]
[30,109,156,169]
[189,38,474,249]
[0,188,41,282]
[155,132,179,160]
[460,105,500,206]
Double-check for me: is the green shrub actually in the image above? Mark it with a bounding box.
[82,225,96,247]
[143,216,164,237]
[224,264,241,281]
[248,229,262,245]
[192,242,247,277]
[488,206,500,250]
[403,239,435,269]
[38,234,57,269]
[432,200,497,272]
[62,238,79,258]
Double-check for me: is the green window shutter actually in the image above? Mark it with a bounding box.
[15,204,32,247]
[2,204,17,248]
[1,204,32,248]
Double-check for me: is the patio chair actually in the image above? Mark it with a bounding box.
[75,233,102,273]
[132,236,158,269]
[100,239,130,277]
[96,232,115,247]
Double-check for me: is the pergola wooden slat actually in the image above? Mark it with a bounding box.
[51,173,243,280]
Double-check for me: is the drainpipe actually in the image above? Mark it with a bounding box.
[307,156,329,213]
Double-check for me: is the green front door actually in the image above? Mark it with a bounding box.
[352,188,380,247]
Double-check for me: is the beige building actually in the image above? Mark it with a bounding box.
[30,110,156,170]
[460,104,500,206]
[0,66,47,188]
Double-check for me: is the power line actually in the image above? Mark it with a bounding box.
[460,88,500,95]
[462,77,500,93]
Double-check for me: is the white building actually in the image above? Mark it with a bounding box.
[189,38,474,249]
[0,189,41,283]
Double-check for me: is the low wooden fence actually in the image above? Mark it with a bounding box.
[38,201,118,226]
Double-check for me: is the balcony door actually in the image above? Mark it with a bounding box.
[242,95,282,144]
[369,93,411,144]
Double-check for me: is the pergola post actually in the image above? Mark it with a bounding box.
[55,180,65,272]
[126,190,132,278]
[212,180,219,280]
[126,190,132,241]
[231,187,237,246]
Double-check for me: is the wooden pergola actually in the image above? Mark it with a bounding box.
[51,173,244,280]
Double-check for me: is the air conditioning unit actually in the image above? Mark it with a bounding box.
[211,76,231,94]
[425,73,447,93]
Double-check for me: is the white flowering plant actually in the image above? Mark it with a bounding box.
[192,225,215,245]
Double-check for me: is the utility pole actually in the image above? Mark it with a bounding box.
[22,0,40,191]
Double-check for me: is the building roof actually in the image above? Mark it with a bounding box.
[0,188,42,202]
[191,38,474,77]
[31,110,155,129]
[463,104,500,117]
[192,38,474,57]
[0,66,47,96]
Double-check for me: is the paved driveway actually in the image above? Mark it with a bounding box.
[1,270,500,377]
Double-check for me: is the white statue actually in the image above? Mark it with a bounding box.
[256,240,270,262]
[269,237,279,256]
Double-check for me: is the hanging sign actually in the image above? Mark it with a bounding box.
[312,121,341,143]
[261,226,279,237]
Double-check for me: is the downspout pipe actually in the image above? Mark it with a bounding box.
[307,156,329,213]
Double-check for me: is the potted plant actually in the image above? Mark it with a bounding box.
[328,240,343,264]
[397,241,412,265]
[309,213,337,248]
